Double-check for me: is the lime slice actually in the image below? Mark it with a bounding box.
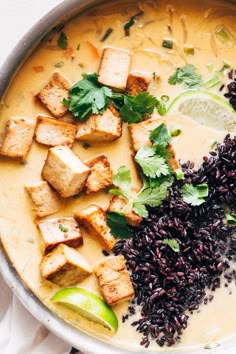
[51,287,118,332]
[167,90,236,132]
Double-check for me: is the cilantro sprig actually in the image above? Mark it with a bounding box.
[107,124,174,238]
[168,64,202,88]
[63,72,161,123]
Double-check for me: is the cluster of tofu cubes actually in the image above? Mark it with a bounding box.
[0,46,179,306]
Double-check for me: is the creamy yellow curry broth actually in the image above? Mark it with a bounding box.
[0,0,236,351]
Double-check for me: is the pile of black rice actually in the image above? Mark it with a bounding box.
[113,134,236,347]
[224,69,236,111]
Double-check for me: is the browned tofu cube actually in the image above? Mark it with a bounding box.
[25,181,61,218]
[41,145,90,198]
[128,117,179,170]
[0,118,35,160]
[38,217,83,254]
[75,204,116,251]
[76,107,122,142]
[126,72,152,95]
[109,194,142,227]
[94,255,134,305]
[84,154,112,194]
[36,72,70,118]
[40,243,92,286]
[129,117,166,152]
[98,48,131,91]
[35,115,77,147]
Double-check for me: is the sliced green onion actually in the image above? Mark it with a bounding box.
[183,44,195,55]
[206,63,214,72]
[54,61,64,68]
[175,168,184,180]
[214,25,235,47]
[100,28,113,42]
[218,62,231,75]
[162,39,173,49]
[204,75,221,89]
[169,126,182,137]
[210,140,217,149]
[225,213,236,226]
[76,44,80,50]
[161,95,170,102]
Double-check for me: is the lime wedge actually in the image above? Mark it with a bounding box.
[167,90,236,132]
[51,287,118,332]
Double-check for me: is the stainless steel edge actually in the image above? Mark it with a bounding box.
[0,0,236,353]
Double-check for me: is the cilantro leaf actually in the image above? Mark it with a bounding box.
[63,73,112,121]
[118,92,158,124]
[57,32,68,50]
[168,64,202,88]
[132,203,148,218]
[106,211,134,239]
[181,183,209,206]
[135,146,169,178]
[163,239,180,252]
[134,185,168,207]
[109,165,131,199]
[149,123,171,147]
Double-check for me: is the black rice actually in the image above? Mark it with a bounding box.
[113,134,236,347]
[224,70,236,111]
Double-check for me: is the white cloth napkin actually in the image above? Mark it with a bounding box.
[0,273,72,354]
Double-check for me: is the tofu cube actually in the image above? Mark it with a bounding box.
[36,72,70,118]
[40,243,92,286]
[76,106,122,142]
[94,255,134,305]
[0,118,35,160]
[126,72,152,95]
[41,145,90,198]
[128,117,179,170]
[109,193,142,227]
[35,115,77,147]
[75,204,116,251]
[98,48,131,91]
[84,154,112,194]
[38,217,83,254]
[25,181,61,218]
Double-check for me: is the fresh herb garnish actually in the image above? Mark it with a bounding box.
[76,44,81,50]
[109,165,131,199]
[183,44,195,55]
[124,11,144,36]
[163,239,180,252]
[204,75,221,89]
[149,123,170,147]
[225,213,236,226]
[64,73,158,123]
[54,61,64,68]
[135,146,170,178]
[63,73,112,121]
[169,126,182,137]
[168,64,202,88]
[59,224,69,232]
[100,28,113,42]
[174,168,184,180]
[181,183,209,206]
[107,211,134,238]
[57,32,68,50]
[113,92,158,124]
[83,143,91,149]
[162,39,173,49]
[218,62,231,75]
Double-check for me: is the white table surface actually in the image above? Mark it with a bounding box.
[0,1,79,353]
